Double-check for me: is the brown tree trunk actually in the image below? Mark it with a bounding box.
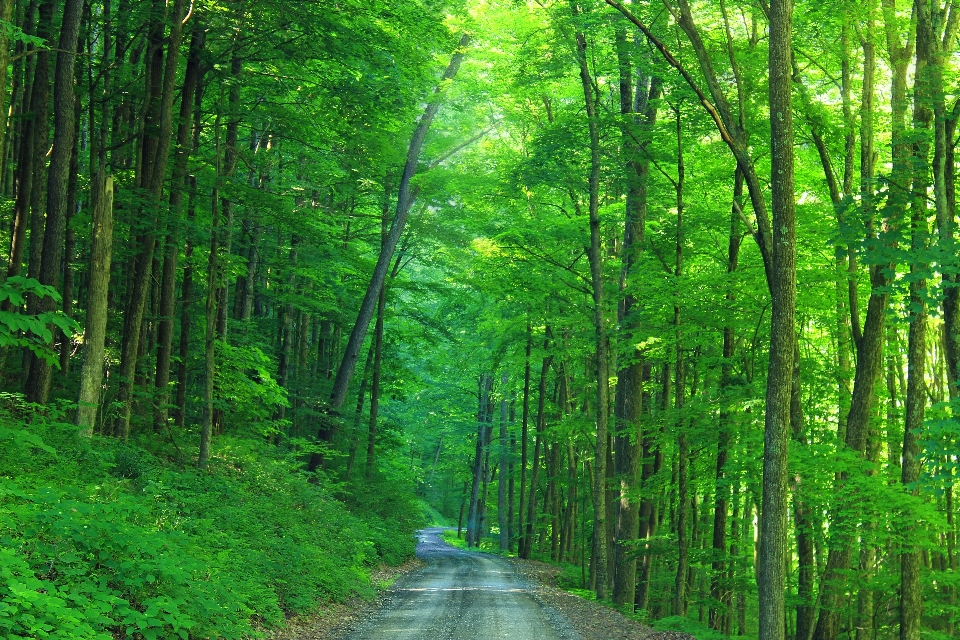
[114,0,188,437]
[711,169,743,630]
[365,280,386,479]
[672,103,689,618]
[612,22,661,606]
[518,324,532,555]
[467,374,494,546]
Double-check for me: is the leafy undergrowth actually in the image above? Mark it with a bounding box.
[0,397,423,639]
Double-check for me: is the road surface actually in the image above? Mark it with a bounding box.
[339,527,580,640]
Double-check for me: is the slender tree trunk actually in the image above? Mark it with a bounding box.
[759,2,796,639]
[523,344,552,558]
[365,280,385,479]
[345,344,374,480]
[672,104,689,618]
[569,0,610,599]
[519,324,532,555]
[711,169,743,630]
[323,35,470,432]
[76,174,114,435]
[114,0,188,437]
[155,27,204,430]
[7,0,47,286]
[467,374,494,546]
[499,373,510,552]
[174,177,197,428]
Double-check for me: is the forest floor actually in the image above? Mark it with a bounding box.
[269,528,695,640]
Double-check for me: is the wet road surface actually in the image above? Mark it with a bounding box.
[339,527,579,640]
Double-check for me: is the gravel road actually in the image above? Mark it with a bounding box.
[338,527,581,640]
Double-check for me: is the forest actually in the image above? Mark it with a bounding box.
[0,0,956,638]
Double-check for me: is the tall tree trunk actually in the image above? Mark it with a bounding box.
[522,343,552,558]
[711,169,743,630]
[6,0,47,285]
[518,324,532,555]
[365,280,385,479]
[499,373,510,552]
[569,0,610,599]
[759,2,796,640]
[612,23,661,607]
[901,2,936,636]
[24,0,84,403]
[154,27,204,431]
[322,34,470,435]
[114,0,188,437]
[672,104,689,618]
[467,373,494,547]
[76,174,114,435]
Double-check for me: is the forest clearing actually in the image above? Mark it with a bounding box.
[0,0,956,638]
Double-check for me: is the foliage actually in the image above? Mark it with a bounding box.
[0,400,421,638]
[0,278,78,367]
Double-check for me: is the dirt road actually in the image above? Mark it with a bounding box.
[338,528,580,640]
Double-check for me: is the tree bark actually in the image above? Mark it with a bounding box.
[76,174,114,435]
[498,373,510,552]
[569,0,610,599]
[323,34,471,425]
[154,26,204,430]
[759,2,796,640]
[522,343,552,558]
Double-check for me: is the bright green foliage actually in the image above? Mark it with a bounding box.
[0,397,422,637]
[0,278,78,366]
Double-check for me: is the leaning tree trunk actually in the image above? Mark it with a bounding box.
[317,35,471,461]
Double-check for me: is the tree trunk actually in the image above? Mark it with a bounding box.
[498,373,510,552]
[323,34,470,429]
[365,280,385,478]
[518,324,532,555]
[759,2,796,640]
[154,27,204,431]
[114,0,188,437]
[711,169,743,630]
[612,23,661,606]
[672,103,688,618]
[569,0,609,599]
[522,344,552,558]
[76,174,114,435]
